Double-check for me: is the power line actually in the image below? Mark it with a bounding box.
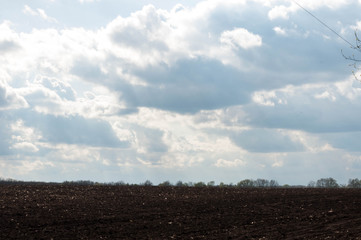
[292,0,356,49]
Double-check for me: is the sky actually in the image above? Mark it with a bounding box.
[1,0,361,185]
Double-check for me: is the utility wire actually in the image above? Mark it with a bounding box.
[292,0,357,49]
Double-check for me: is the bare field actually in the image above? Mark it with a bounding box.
[1,185,361,239]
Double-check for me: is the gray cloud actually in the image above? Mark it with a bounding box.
[113,57,253,113]
[16,110,128,148]
[0,117,11,155]
[71,58,105,82]
[0,40,20,53]
[2,0,361,184]
[133,125,168,154]
[321,132,361,152]
[230,128,305,153]
[243,96,361,133]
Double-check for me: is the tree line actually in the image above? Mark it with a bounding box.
[2,177,361,188]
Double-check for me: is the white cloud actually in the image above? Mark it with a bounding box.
[273,26,287,36]
[1,0,361,184]
[314,91,336,101]
[215,158,246,168]
[0,21,21,54]
[351,21,361,31]
[79,0,99,3]
[268,4,294,20]
[23,5,58,23]
[0,76,28,110]
[244,78,361,133]
[297,0,350,10]
[10,120,41,153]
[268,0,351,20]
[220,28,262,49]
[11,142,39,153]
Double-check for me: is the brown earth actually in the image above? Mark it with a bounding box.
[1,185,361,239]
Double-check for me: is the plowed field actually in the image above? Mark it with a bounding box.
[1,185,361,239]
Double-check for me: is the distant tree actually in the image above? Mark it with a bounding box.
[237,179,255,188]
[255,179,269,188]
[143,180,153,186]
[0,177,20,185]
[269,180,279,188]
[176,180,184,187]
[207,181,215,187]
[65,180,95,185]
[194,181,206,187]
[159,181,172,187]
[348,178,361,188]
[219,182,226,187]
[184,182,193,187]
[115,181,126,186]
[316,178,338,188]
[307,181,316,188]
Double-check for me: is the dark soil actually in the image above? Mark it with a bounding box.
[1,185,361,239]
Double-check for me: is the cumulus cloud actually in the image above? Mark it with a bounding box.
[230,129,305,153]
[268,4,295,20]
[0,78,28,110]
[116,58,252,113]
[17,112,129,148]
[268,0,351,20]
[0,119,11,156]
[11,142,39,153]
[0,21,21,54]
[273,26,287,36]
[1,0,361,184]
[242,79,361,134]
[35,76,76,101]
[79,0,99,3]
[214,158,246,168]
[23,5,58,23]
[220,28,262,49]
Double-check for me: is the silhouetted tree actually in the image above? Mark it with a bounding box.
[255,179,269,187]
[307,181,316,188]
[194,181,206,187]
[237,179,255,188]
[176,180,184,187]
[143,180,153,186]
[207,181,215,187]
[348,178,361,188]
[316,178,338,188]
[159,180,172,187]
[269,180,279,187]
[219,182,226,187]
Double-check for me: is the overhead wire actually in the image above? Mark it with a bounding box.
[292,0,357,49]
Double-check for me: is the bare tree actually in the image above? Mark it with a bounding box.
[269,180,279,188]
[342,32,361,81]
[307,181,316,188]
[348,178,361,188]
[143,180,153,186]
[316,178,338,188]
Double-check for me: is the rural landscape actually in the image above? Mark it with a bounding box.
[1,178,361,239]
[2,0,361,238]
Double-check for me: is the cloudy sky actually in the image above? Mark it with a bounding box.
[1,0,361,185]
